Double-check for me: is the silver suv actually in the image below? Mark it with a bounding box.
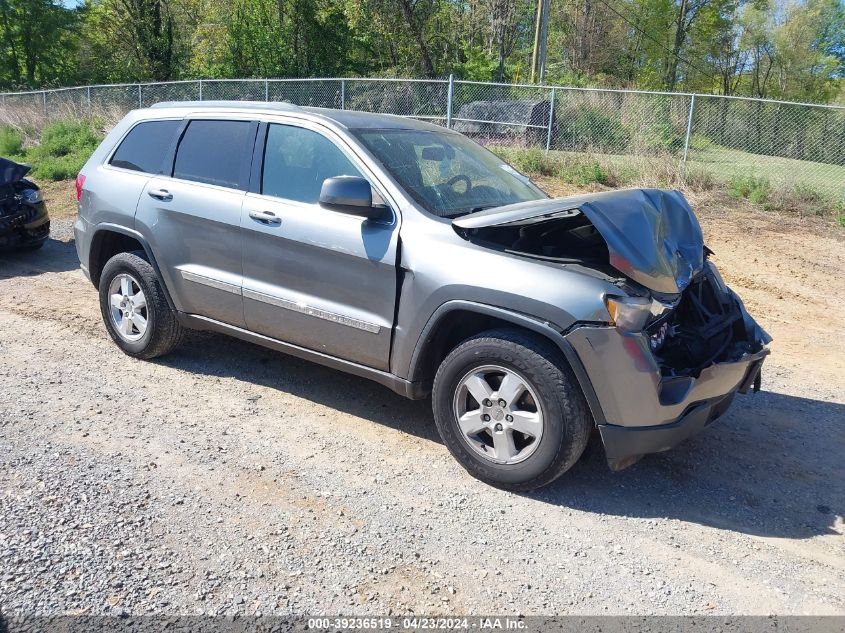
[74,102,770,490]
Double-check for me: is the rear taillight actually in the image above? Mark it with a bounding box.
[75,173,86,202]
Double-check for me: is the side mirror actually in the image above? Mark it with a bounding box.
[319,176,389,221]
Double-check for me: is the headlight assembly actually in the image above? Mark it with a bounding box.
[21,188,43,204]
[605,295,674,334]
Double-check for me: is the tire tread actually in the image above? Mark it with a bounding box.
[99,251,184,359]
[432,328,592,491]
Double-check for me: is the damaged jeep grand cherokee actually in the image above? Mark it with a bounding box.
[75,103,770,490]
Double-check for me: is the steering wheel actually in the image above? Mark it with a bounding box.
[445,174,471,193]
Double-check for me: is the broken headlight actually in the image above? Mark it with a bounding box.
[21,188,42,204]
[605,295,674,335]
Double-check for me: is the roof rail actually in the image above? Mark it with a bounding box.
[149,100,302,111]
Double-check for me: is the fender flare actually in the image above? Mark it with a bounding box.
[90,223,177,311]
[406,300,606,424]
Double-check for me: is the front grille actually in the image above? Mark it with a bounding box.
[0,204,40,231]
[652,265,744,376]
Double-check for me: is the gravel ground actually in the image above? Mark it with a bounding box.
[0,200,843,617]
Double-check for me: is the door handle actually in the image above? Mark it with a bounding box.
[148,188,173,201]
[249,210,281,225]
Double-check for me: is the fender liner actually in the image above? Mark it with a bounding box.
[406,300,606,424]
[89,223,177,311]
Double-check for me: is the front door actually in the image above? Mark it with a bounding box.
[240,121,398,370]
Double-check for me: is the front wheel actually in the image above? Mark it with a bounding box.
[432,329,592,491]
[98,251,184,359]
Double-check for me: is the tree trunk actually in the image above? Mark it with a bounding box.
[396,0,436,76]
[0,0,21,84]
[664,0,688,91]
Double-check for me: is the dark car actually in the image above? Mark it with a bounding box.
[0,157,50,250]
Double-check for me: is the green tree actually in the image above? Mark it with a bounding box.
[0,0,80,89]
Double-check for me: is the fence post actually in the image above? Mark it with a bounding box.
[265,78,269,101]
[446,74,454,129]
[43,90,47,118]
[545,87,556,153]
[340,79,346,110]
[87,86,91,114]
[138,84,142,108]
[682,94,696,168]
[198,79,203,101]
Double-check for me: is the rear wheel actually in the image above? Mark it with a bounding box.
[98,252,184,359]
[432,329,592,491]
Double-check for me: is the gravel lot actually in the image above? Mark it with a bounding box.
[1,189,843,617]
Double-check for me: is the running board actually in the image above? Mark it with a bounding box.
[177,313,419,399]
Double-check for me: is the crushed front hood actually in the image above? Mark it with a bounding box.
[0,157,31,187]
[454,188,704,294]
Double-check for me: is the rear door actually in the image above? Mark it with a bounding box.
[240,120,399,370]
[95,118,183,229]
[135,117,258,327]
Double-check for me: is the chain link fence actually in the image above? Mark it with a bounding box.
[2,77,844,201]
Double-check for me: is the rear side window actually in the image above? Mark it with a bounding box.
[174,120,253,189]
[262,124,363,203]
[110,120,181,174]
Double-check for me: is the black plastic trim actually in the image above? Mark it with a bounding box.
[406,300,608,421]
[178,313,415,398]
[599,399,716,465]
[90,223,177,311]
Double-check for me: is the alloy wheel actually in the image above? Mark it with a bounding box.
[452,364,544,465]
[107,273,148,342]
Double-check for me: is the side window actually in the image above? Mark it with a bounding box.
[109,120,181,174]
[262,124,363,204]
[173,120,253,189]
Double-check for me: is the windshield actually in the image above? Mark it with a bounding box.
[354,128,546,218]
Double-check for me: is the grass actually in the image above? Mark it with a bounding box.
[492,144,843,220]
[493,147,622,187]
[1,120,103,181]
[688,146,845,199]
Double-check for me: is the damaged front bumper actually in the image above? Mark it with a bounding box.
[565,263,771,470]
[567,325,768,469]
[0,205,50,248]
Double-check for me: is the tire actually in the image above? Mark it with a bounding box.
[432,328,592,491]
[98,251,184,359]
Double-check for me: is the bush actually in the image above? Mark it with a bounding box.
[0,126,23,156]
[558,159,611,186]
[684,167,715,191]
[35,120,102,159]
[23,120,103,181]
[30,155,86,181]
[767,182,840,216]
[499,147,559,176]
[728,174,770,204]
